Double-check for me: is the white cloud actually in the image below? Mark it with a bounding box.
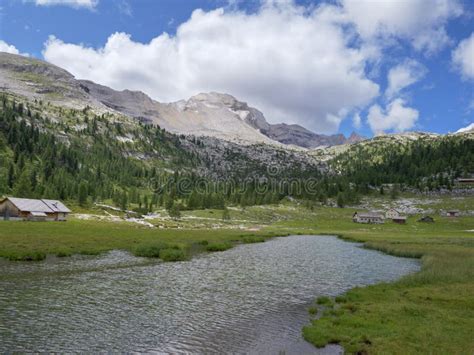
[452,33,474,80]
[367,98,419,133]
[340,0,463,54]
[352,112,361,129]
[118,0,132,17]
[34,0,98,9]
[386,59,427,98]
[0,40,20,54]
[43,2,380,133]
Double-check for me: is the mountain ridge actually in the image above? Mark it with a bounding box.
[0,52,361,148]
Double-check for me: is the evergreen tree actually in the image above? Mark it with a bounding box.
[78,181,88,206]
[13,169,32,197]
[222,207,231,220]
[336,192,345,208]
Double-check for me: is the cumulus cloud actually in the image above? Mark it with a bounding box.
[340,0,463,54]
[367,98,419,133]
[43,2,380,133]
[386,59,427,98]
[34,0,98,9]
[352,112,361,129]
[452,33,474,80]
[0,40,20,54]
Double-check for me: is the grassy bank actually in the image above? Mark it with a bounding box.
[0,218,277,261]
[281,207,474,354]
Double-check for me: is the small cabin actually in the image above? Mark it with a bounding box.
[353,212,385,224]
[392,216,407,224]
[385,208,401,219]
[418,216,434,223]
[446,210,460,218]
[0,197,71,221]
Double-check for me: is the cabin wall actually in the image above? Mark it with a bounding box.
[0,200,21,219]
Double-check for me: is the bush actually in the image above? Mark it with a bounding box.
[206,242,232,252]
[159,248,186,262]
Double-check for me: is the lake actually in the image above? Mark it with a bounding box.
[0,235,419,353]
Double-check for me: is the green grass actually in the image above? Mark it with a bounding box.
[206,242,233,252]
[159,248,187,262]
[241,235,266,243]
[133,242,175,258]
[0,219,270,260]
[316,296,333,306]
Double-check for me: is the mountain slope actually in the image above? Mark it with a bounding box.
[1,52,358,148]
[456,123,474,133]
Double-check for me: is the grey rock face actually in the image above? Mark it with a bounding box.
[0,52,107,111]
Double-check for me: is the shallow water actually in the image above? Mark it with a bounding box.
[0,235,419,353]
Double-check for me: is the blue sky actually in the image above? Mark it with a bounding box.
[0,0,473,137]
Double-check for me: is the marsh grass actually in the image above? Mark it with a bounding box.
[159,248,187,262]
[316,296,333,306]
[3,251,47,261]
[241,235,266,243]
[206,242,233,252]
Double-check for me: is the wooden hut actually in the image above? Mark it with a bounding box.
[0,197,71,221]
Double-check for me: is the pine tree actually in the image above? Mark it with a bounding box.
[7,163,15,189]
[222,207,231,220]
[168,204,181,220]
[78,181,88,206]
[13,169,32,198]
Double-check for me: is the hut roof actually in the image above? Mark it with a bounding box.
[42,199,71,213]
[2,197,71,213]
[356,212,384,219]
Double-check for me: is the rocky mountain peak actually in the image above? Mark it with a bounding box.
[0,52,365,149]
